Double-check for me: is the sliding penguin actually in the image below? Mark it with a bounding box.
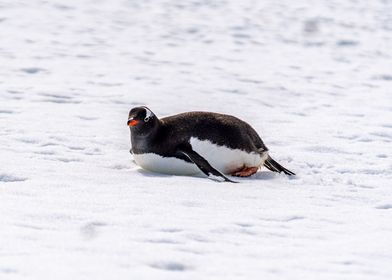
[127,106,295,182]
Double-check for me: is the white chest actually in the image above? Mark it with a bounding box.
[133,153,200,175]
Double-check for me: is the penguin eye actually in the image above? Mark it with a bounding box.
[144,116,150,122]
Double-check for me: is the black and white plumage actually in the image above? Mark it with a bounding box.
[127,106,295,182]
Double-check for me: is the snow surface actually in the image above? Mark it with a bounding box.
[1,0,392,279]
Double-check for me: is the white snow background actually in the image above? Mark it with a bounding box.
[1,0,392,279]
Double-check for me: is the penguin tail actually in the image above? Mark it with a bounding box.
[263,155,295,176]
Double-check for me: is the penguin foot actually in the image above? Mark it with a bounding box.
[231,167,259,177]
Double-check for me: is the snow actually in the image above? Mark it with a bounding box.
[1,0,392,279]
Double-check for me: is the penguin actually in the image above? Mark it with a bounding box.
[127,106,295,182]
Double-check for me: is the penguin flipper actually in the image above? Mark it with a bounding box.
[178,146,237,183]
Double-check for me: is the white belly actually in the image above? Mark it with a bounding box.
[133,153,201,175]
[190,137,267,174]
[133,137,268,176]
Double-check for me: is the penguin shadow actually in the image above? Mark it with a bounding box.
[251,171,280,180]
[237,171,297,182]
[136,168,296,183]
[136,168,176,179]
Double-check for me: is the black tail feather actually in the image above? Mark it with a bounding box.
[263,156,295,176]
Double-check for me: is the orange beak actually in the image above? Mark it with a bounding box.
[128,119,139,127]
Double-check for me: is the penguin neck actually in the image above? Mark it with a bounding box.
[131,119,161,149]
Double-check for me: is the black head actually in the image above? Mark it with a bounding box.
[127,106,159,136]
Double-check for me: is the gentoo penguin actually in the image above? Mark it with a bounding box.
[127,106,295,182]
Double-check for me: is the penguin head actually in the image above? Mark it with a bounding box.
[127,106,158,135]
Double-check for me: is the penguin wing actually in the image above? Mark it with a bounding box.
[177,145,236,183]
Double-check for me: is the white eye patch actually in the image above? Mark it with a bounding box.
[143,107,153,121]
